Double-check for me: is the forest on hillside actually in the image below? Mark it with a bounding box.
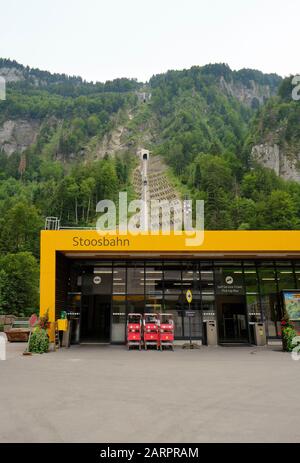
[0,60,299,315]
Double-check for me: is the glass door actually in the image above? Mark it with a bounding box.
[217,296,249,343]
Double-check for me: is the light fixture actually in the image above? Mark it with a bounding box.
[144,270,163,274]
[94,269,112,274]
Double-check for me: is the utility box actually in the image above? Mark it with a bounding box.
[205,320,218,346]
[254,322,267,346]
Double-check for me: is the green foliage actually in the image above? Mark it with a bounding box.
[1,59,299,313]
[282,326,297,352]
[0,200,42,256]
[0,59,299,237]
[29,328,49,354]
[0,252,39,316]
[278,76,295,101]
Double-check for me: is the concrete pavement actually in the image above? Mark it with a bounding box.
[0,342,299,443]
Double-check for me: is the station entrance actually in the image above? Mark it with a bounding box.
[216,295,249,343]
[80,295,111,343]
[40,229,300,347]
[54,251,300,346]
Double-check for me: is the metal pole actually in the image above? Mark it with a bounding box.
[189,302,192,348]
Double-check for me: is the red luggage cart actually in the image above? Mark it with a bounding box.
[159,313,174,350]
[127,313,142,350]
[143,313,159,350]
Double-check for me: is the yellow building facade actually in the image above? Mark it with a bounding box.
[40,230,300,345]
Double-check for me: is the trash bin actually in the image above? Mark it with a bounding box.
[204,320,218,346]
[254,322,266,346]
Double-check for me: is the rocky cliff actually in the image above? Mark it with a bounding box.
[249,77,300,182]
[0,119,40,156]
[251,143,300,182]
[219,76,273,107]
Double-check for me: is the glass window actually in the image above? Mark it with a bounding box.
[244,265,261,323]
[145,292,163,313]
[199,263,214,295]
[182,301,202,338]
[145,263,163,296]
[164,309,183,338]
[295,263,300,289]
[215,266,244,295]
[111,297,126,342]
[200,263,215,322]
[182,263,200,296]
[246,293,261,323]
[258,263,281,337]
[201,296,216,322]
[127,264,144,294]
[112,267,126,295]
[276,264,296,291]
[262,294,281,337]
[163,295,183,338]
[258,262,277,294]
[127,295,145,314]
[82,266,112,295]
[244,266,258,293]
[164,262,182,295]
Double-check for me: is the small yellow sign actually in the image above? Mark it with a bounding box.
[186,290,193,304]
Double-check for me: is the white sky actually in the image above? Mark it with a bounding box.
[0,0,299,82]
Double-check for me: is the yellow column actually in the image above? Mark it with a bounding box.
[39,231,56,342]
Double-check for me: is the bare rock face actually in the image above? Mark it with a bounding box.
[0,119,40,156]
[219,76,271,107]
[251,143,300,182]
[0,67,25,83]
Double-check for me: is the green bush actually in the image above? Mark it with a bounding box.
[0,324,4,332]
[282,326,297,352]
[29,328,49,354]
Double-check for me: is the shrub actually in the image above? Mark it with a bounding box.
[38,310,49,330]
[281,318,297,352]
[29,328,49,354]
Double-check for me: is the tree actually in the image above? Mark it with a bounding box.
[0,201,42,257]
[95,160,119,200]
[0,252,39,316]
[230,197,257,229]
[87,115,100,136]
[80,177,96,222]
[257,190,298,229]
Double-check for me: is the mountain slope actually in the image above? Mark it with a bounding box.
[2,59,300,232]
[246,76,300,181]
